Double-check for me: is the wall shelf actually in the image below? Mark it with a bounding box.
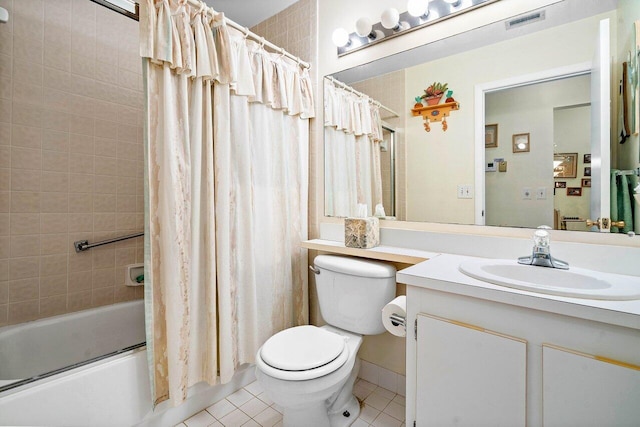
[411,101,460,132]
[301,239,437,265]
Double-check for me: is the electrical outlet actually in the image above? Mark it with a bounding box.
[522,187,532,200]
[536,187,547,200]
[457,185,473,199]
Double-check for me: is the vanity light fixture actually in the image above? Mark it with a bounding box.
[443,0,463,7]
[407,0,431,18]
[381,8,408,31]
[334,0,498,56]
[355,17,380,40]
[332,28,351,47]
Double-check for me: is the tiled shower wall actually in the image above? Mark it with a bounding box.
[0,0,144,327]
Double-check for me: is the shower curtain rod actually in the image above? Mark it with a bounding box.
[325,76,400,118]
[185,0,310,69]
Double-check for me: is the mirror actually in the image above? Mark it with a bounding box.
[324,0,640,235]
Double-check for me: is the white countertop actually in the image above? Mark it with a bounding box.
[397,254,640,330]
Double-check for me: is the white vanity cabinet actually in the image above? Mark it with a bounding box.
[416,314,526,426]
[542,344,640,426]
[399,255,640,427]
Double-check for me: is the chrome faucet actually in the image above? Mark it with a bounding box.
[518,227,569,269]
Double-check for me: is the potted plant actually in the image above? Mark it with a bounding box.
[421,82,448,105]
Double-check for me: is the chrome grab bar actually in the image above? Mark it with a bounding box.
[74,232,144,253]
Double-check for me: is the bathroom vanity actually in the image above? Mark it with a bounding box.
[398,254,640,427]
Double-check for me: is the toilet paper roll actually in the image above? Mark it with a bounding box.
[382,296,407,337]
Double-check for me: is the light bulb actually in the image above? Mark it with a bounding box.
[407,0,430,18]
[381,8,400,30]
[332,28,350,47]
[355,17,373,38]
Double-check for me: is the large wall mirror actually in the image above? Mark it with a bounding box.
[324,0,640,235]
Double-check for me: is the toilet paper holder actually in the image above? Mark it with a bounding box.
[389,313,406,328]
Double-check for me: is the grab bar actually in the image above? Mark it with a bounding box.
[74,232,144,253]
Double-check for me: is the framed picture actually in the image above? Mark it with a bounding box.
[567,187,582,196]
[512,133,530,153]
[582,178,591,187]
[583,153,591,164]
[584,167,591,176]
[554,153,578,178]
[485,124,498,148]
[555,181,567,188]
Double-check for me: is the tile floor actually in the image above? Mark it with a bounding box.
[177,378,406,427]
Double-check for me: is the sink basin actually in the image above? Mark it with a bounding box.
[459,259,640,300]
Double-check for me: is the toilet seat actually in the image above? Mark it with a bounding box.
[257,325,349,381]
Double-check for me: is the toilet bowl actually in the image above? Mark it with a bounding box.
[255,325,363,427]
[255,255,397,427]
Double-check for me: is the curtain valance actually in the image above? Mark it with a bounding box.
[139,0,314,118]
[324,81,382,142]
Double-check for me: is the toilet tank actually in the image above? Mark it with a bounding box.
[313,255,396,335]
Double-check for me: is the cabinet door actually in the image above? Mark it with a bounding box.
[416,314,527,427]
[543,344,640,427]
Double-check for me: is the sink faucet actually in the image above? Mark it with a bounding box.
[518,227,569,269]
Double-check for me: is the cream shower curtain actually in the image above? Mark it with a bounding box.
[140,0,313,406]
[324,81,384,217]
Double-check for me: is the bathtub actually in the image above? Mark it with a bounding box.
[0,300,255,426]
[0,300,146,388]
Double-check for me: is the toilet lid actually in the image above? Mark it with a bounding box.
[260,325,346,371]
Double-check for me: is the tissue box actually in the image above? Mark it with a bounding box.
[344,217,380,249]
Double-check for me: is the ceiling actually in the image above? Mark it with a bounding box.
[204,0,300,28]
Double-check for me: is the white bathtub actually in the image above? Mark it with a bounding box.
[0,300,146,386]
[0,300,255,426]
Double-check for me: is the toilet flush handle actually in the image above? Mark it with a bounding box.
[309,265,320,275]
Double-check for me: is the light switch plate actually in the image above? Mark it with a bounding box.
[536,187,547,200]
[457,185,473,199]
[522,187,532,200]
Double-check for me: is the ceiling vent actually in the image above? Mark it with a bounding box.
[505,10,546,30]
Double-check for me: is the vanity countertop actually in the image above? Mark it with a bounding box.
[397,254,640,330]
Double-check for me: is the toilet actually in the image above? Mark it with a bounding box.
[255,255,396,427]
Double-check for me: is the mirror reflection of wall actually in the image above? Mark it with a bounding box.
[553,104,592,230]
[484,75,591,229]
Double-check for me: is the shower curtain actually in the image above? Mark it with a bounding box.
[324,80,384,217]
[140,0,313,406]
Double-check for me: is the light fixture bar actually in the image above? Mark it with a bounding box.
[337,0,499,57]
[90,0,139,21]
